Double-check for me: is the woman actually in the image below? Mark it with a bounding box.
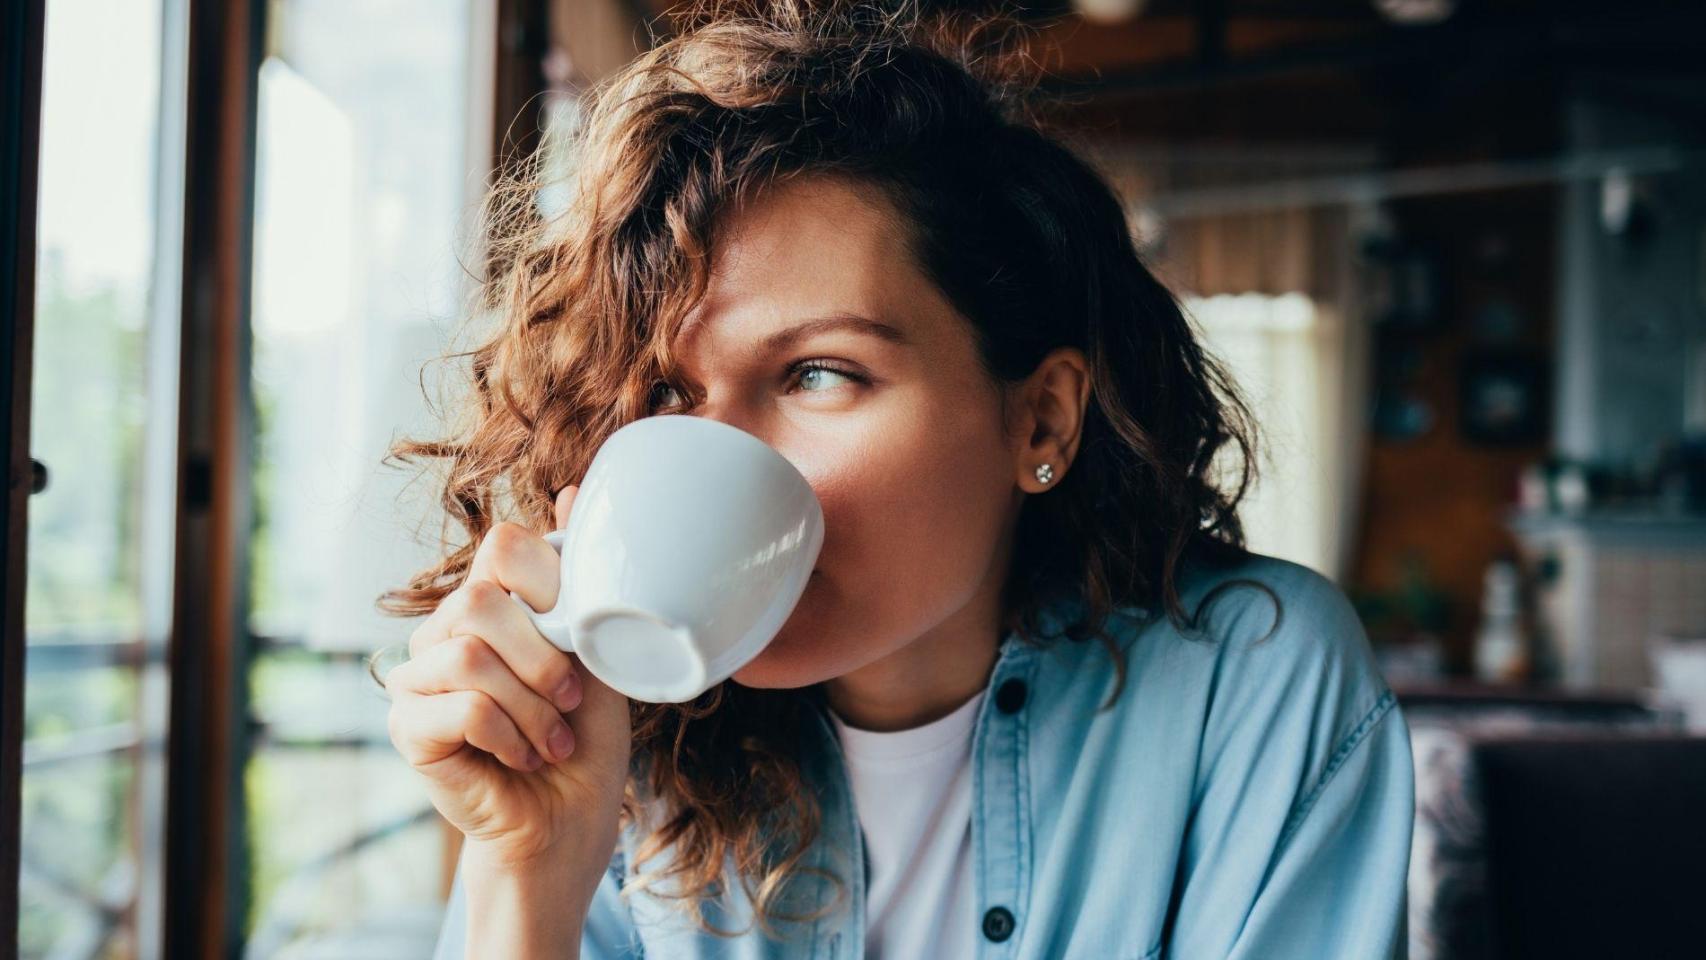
[374,1,1414,957]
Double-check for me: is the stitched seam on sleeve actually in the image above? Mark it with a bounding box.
[1275,686,1396,850]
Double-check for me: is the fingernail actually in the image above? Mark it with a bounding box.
[554,672,582,711]
[523,747,542,770]
[548,722,574,761]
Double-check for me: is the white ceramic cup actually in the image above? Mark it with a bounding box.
[508,414,824,703]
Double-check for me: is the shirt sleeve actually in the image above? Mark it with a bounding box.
[1222,694,1413,958]
[431,839,646,960]
[1163,562,1416,959]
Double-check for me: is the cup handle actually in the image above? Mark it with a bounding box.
[508,528,575,652]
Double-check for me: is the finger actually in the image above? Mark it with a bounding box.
[467,520,563,616]
[407,580,583,713]
[389,688,542,772]
[407,521,559,660]
[387,633,577,763]
[553,484,578,531]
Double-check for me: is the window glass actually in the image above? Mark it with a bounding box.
[245,1,487,952]
[23,0,185,956]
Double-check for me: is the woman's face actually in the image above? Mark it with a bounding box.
[652,175,1026,690]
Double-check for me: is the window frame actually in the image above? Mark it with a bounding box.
[1,0,47,946]
[163,0,265,955]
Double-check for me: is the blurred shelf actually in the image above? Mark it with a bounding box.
[1392,679,1662,711]
[1507,508,1706,548]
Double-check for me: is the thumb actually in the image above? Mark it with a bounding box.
[553,484,578,531]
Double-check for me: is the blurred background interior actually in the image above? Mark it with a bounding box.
[4,0,1705,957]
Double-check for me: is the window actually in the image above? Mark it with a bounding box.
[241,1,492,954]
[22,0,187,955]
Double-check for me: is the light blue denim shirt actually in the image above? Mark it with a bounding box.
[433,552,1415,959]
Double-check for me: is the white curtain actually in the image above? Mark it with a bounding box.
[1182,287,1369,583]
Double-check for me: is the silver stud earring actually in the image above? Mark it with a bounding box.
[1035,462,1054,485]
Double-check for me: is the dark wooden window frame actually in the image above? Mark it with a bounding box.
[165,0,264,955]
[3,0,49,952]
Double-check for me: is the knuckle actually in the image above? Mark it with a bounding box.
[456,689,496,729]
[445,634,490,677]
[461,578,508,614]
[484,521,530,563]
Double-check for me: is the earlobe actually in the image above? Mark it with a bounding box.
[1017,347,1089,492]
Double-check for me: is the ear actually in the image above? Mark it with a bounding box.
[1007,346,1091,493]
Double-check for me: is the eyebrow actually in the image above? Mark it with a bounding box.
[752,313,913,354]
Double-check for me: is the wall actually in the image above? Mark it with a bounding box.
[1346,186,1557,672]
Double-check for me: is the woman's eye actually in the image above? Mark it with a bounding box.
[648,380,685,412]
[789,360,863,394]
[648,361,866,412]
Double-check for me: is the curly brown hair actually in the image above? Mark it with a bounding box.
[369,0,1265,941]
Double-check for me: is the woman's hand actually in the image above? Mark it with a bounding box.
[383,484,633,872]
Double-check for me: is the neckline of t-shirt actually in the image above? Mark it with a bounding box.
[828,687,988,764]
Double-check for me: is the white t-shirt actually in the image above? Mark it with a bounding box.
[827,688,988,960]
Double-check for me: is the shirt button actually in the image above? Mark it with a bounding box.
[982,905,1016,942]
[995,677,1027,714]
